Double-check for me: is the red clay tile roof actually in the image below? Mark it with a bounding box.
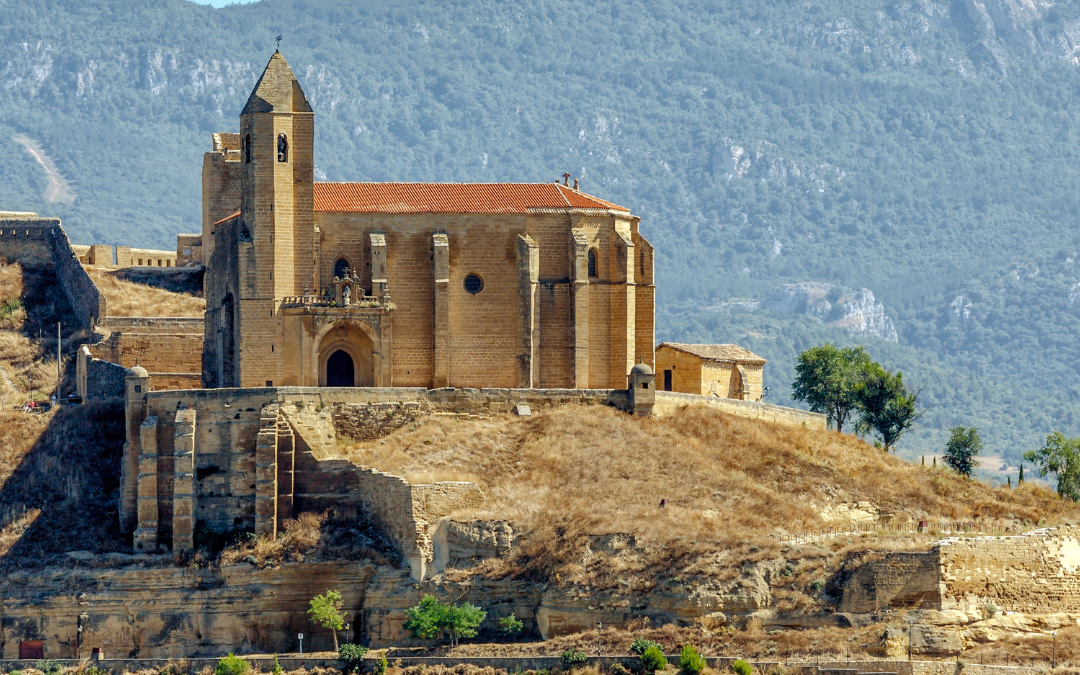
[657,342,767,365]
[313,182,629,214]
[213,211,241,226]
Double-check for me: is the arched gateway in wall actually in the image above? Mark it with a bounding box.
[317,321,375,386]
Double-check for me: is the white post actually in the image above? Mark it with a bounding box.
[299,633,304,656]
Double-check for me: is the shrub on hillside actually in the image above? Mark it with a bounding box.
[731,659,753,675]
[499,614,524,636]
[631,638,661,655]
[561,648,588,670]
[339,644,369,672]
[679,645,705,675]
[214,654,250,675]
[641,646,667,674]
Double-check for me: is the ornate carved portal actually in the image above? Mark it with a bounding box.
[317,321,375,387]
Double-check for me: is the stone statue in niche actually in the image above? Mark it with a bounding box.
[343,285,351,306]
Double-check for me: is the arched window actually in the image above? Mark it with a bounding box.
[244,134,251,164]
[333,257,351,279]
[588,248,599,278]
[277,134,288,163]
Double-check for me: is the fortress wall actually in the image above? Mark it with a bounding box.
[100,317,205,333]
[49,224,105,328]
[92,318,205,392]
[0,218,55,266]
[937,526,1080,612]
[0,217,104,328]
[76,345,128,400]
[90,332,203,384]
[652,391,827,430]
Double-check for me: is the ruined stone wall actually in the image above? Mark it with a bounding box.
[0,217,105,328]
[76,345,129,400]
[837,551,942,613]
[938,526,1080,612]
[652,391,826,429]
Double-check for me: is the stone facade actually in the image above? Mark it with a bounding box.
[200,51,654,391]
[655,342,766,401]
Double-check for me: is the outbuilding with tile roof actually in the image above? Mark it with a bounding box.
[655,342,766,401]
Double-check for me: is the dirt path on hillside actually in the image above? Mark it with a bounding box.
[13,134,77,204]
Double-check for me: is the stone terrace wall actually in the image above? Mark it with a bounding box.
[653,390,827,429]
[938,526,1080,612]
[331,387,628,440]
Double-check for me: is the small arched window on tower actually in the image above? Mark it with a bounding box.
[244,134,252,164]
[333,257,351,279]
[277,134,288,163]
[588,248,599,278]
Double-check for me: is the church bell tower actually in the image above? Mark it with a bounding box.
[235,50,315,386]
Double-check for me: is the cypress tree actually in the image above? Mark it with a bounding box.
[921,456,925,466]
[933,457,937,468]
[1019,463,1025,483]
[1008,476,1012,488]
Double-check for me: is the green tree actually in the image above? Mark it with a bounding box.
[679,645,705,675]
[641,646,667,674]
[403,593,486,646]
[1024,432,1080,501]
[943,426,982,478]
[308,590,346,650]
[498,614,523,636]
[855,364,922,453]
[791,344,871,432]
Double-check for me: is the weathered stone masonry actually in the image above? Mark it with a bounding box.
[840,526,1080,614]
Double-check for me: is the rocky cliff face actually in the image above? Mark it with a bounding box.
[762,282,899,342]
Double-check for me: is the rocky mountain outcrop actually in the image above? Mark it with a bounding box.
[762,282,899,342]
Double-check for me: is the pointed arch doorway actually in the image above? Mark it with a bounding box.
[326,350,355,387]
[318,322,375,387]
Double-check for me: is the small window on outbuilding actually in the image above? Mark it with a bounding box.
[333,257,351,279]
[244,134,252,164]
[588,249,599,278]
[464,272,484,294]
[277,134,288,163]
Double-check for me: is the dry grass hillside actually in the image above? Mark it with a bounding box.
[0,261,85,404]
[86,266,204,317]
[341,405,1079,589]
[0,403,127,566]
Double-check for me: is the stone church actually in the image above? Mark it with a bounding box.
[201,51,654,390]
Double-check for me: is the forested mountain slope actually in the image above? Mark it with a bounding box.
[3,0,1080,469]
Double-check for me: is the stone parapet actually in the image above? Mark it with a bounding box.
[653,390,827,429]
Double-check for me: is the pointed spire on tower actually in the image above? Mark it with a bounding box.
[242,51,312,115]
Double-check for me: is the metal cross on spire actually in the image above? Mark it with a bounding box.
[275,35,283,51]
